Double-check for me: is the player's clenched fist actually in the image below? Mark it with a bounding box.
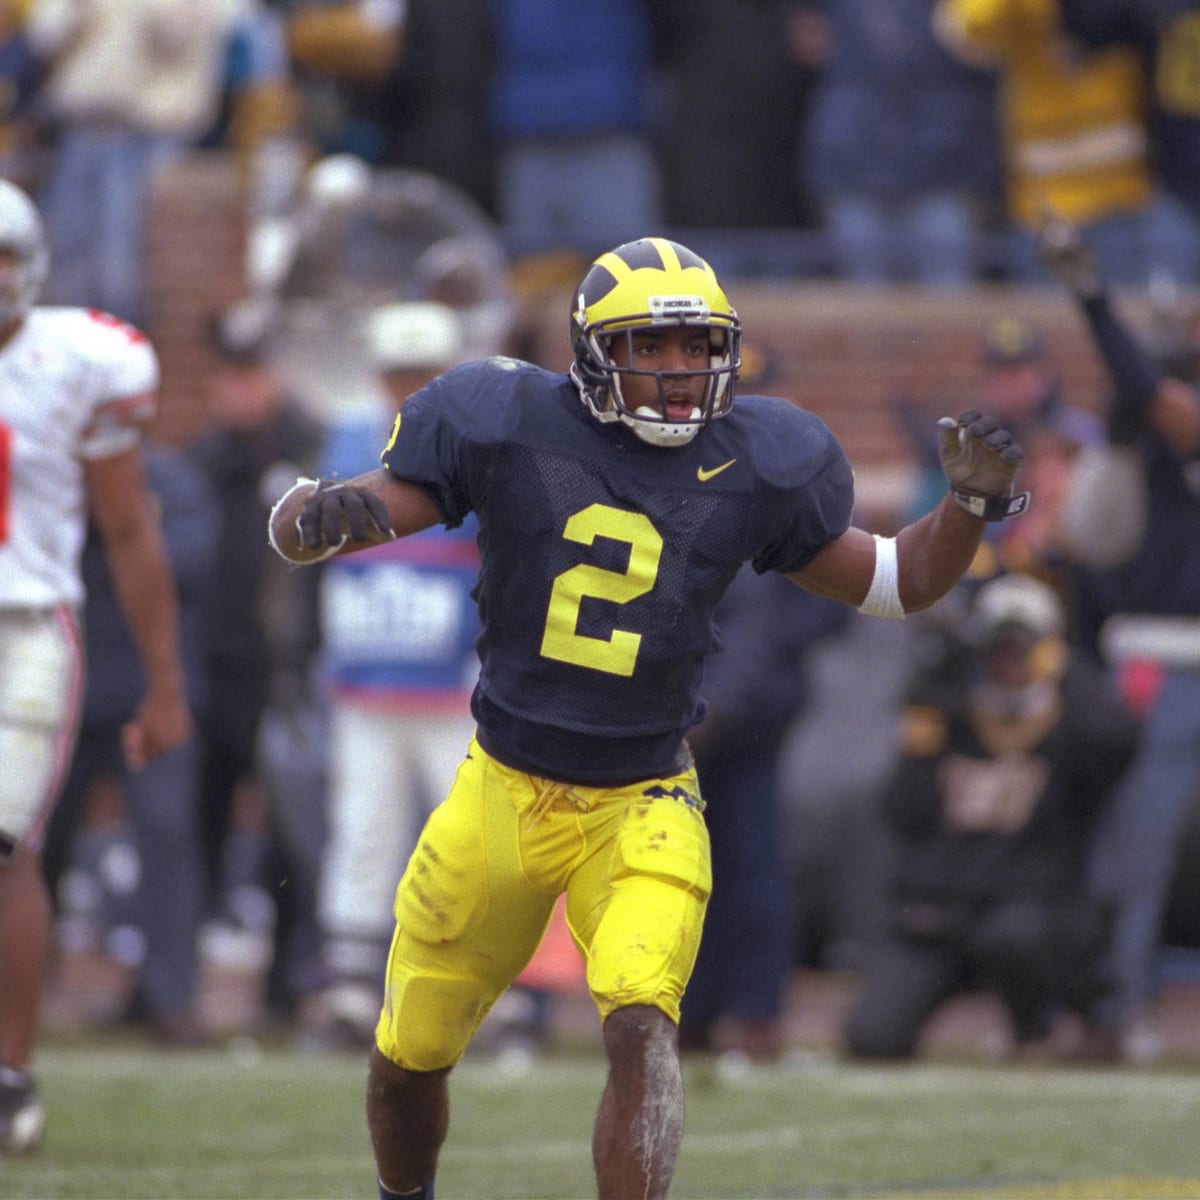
[269,477,395,563]
[937,409,1030,522]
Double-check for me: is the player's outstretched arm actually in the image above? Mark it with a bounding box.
[792,410,1027,614]
[268,467,442,564]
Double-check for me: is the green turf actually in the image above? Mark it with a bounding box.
[4,1043,1200,1199]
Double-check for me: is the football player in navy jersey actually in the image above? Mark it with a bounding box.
[269,237,1028,1200]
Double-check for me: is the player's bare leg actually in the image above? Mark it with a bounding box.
[367,1047,449,1193]
[594,1004,683,1200]
[0,846,51,1071]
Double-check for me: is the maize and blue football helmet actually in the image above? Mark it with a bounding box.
[570,237,741,447]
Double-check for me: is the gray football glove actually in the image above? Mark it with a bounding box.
[937,410,1030,521]
[296,479,394,552]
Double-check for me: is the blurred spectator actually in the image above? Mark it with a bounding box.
[488,0,664,261]
[202,2,303,181]
[250,154,515,403]
[652,2,816,243]
[280,0,405,164]
[24,0,235,326]
[0,0,46,190]
[179,3,310,300]
[186,299,326,1026]
[374,0,495,215]
[1059,1,1200,237]
[843,573,1139,1062]
[933,0,1200,286]
[308,299,480,1050]
[681,565,850,1061]
[1040,213,1200,1061]
[42,444,218,1046]
[790,0,1001,285]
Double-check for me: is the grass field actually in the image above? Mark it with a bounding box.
[5,1042,1200,1200]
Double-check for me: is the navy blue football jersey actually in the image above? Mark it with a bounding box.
[380,356,855,783]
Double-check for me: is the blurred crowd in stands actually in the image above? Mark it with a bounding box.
[5,0,1200,1068]
[6,0,1200,303]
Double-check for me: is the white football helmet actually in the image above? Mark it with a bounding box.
[0,179,48,325]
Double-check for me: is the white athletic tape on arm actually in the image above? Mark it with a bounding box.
[857,535,906,619]
[267,477,346,563]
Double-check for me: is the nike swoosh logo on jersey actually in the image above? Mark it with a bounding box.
[696,458,737,482]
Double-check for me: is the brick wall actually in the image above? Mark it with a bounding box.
[148,152,1129,520]
[146,152,249,447]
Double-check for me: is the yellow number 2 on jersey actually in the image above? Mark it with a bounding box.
[540,503,663,677]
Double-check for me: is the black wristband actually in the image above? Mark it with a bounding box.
[951,488,1031,521]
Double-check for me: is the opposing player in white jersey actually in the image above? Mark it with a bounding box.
[0,179,191,1154]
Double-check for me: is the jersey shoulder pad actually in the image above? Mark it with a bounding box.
[38,309,160,456]
[51,307,160,397]
[406,355,551,441]
[733,394,850,489]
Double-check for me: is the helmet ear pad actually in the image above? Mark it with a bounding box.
[570,320,614,406]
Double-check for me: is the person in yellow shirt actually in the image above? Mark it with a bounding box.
[0,0,42,189]
[934,0,1200,283]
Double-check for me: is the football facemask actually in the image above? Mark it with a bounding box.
[569,237,741,448]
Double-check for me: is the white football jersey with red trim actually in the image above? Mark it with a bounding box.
[0,307,159,608]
